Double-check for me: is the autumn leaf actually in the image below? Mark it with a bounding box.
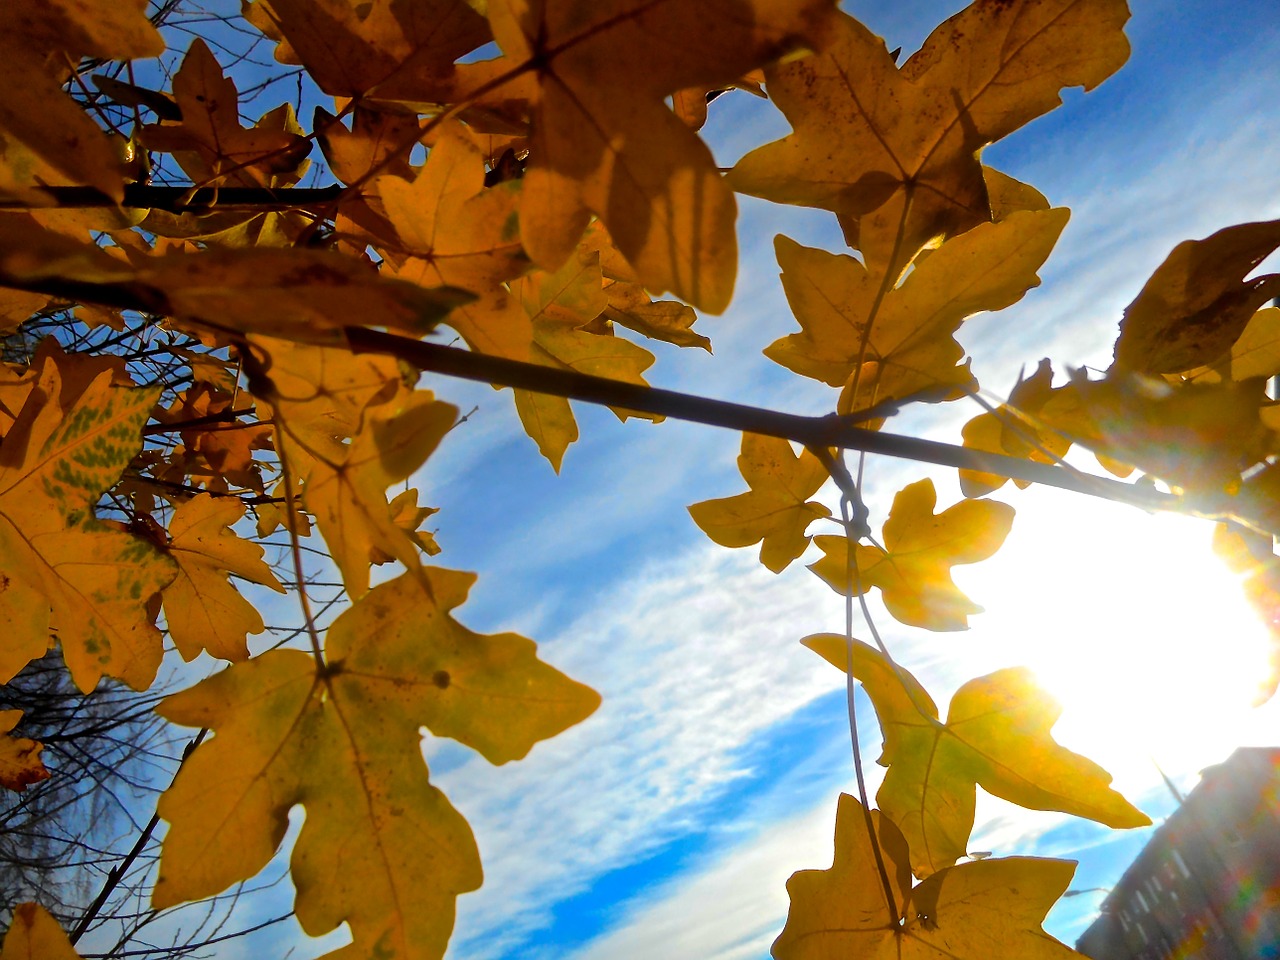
[0,903,81,960]
[809,479,1013,630]
[161,495,286,662]
[1229,306,1280,382]
[250,0,491,103]
[482,0,838,311]
[0,344,175,691]
[140,39,312,188]
[730,2,1128,275]
[316,104,418,185]
[508,248,657,469]
[1112,220,1280,375]
[1213,521,1280,703]
[155,568,599,960]
[299,391,459,596]
[0,711,50,791]
[688,433,831,572]
[773,793,1082,960]
[959,359,1073,497]
[0,216,473,345]
[768,209,1067,419]
[1040,373,1272,495]
[0,1,162,202]
[803,635,1150,876]
[370,121,530,291]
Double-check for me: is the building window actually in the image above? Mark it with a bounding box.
[1136,890,1150,912]
[1171,849,1191,879]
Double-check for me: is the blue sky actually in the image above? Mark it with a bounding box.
[97,2,1280,958]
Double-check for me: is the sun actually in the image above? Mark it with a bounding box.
[948,484,1279,796]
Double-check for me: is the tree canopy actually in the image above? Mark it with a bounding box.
[0,0,1277,958]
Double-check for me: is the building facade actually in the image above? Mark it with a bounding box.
[1076,747,1280,960]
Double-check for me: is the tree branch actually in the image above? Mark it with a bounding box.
[0,184,343,213]
[344,328,1182,514]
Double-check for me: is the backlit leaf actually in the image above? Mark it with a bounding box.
[0,345,174,691]
[804,636,1150,876]
[1113,220,1280,375]
[483,0,839,310]
[809,479,1013,630]
[688,433,831,573]
[959,359,1073,497]
[773,793,1083,960]
[768,209,1067,419]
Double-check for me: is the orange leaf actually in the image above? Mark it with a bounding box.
[482,0,839,311]
[0,711,50,792]
[0,343,175,691]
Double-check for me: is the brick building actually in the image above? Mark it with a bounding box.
[1076,747,1280,960]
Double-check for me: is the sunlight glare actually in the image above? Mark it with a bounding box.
[952,487,1279,797]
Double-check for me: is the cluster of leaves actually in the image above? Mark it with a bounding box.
[0,0,1276,958]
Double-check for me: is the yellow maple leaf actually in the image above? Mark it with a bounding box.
[0,344,175,691]
[0,902,82,960]
[0,711,50,792]
[773,793,1083,960]
[809,479,1013,631]
[804,636,1149,877]
[768,209,1067,420]
[251,0,491,102]
[1112,219,1280,375]
[0,1,162,202]
[482,0,839,311]
[1040,373,1271,495]
[688,433,831,573]
[509,247,656,470]
[316,104,418,185]
[140,40,311,188]
[729,2,1127,276]
[301,391,458,596]
[959,359,1073,497]
[372,121,530,291]
[161,495,286,662]
[154,568,600,960]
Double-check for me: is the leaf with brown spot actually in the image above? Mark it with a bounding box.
[1113,220,1280,375]
[154,568,598,960]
